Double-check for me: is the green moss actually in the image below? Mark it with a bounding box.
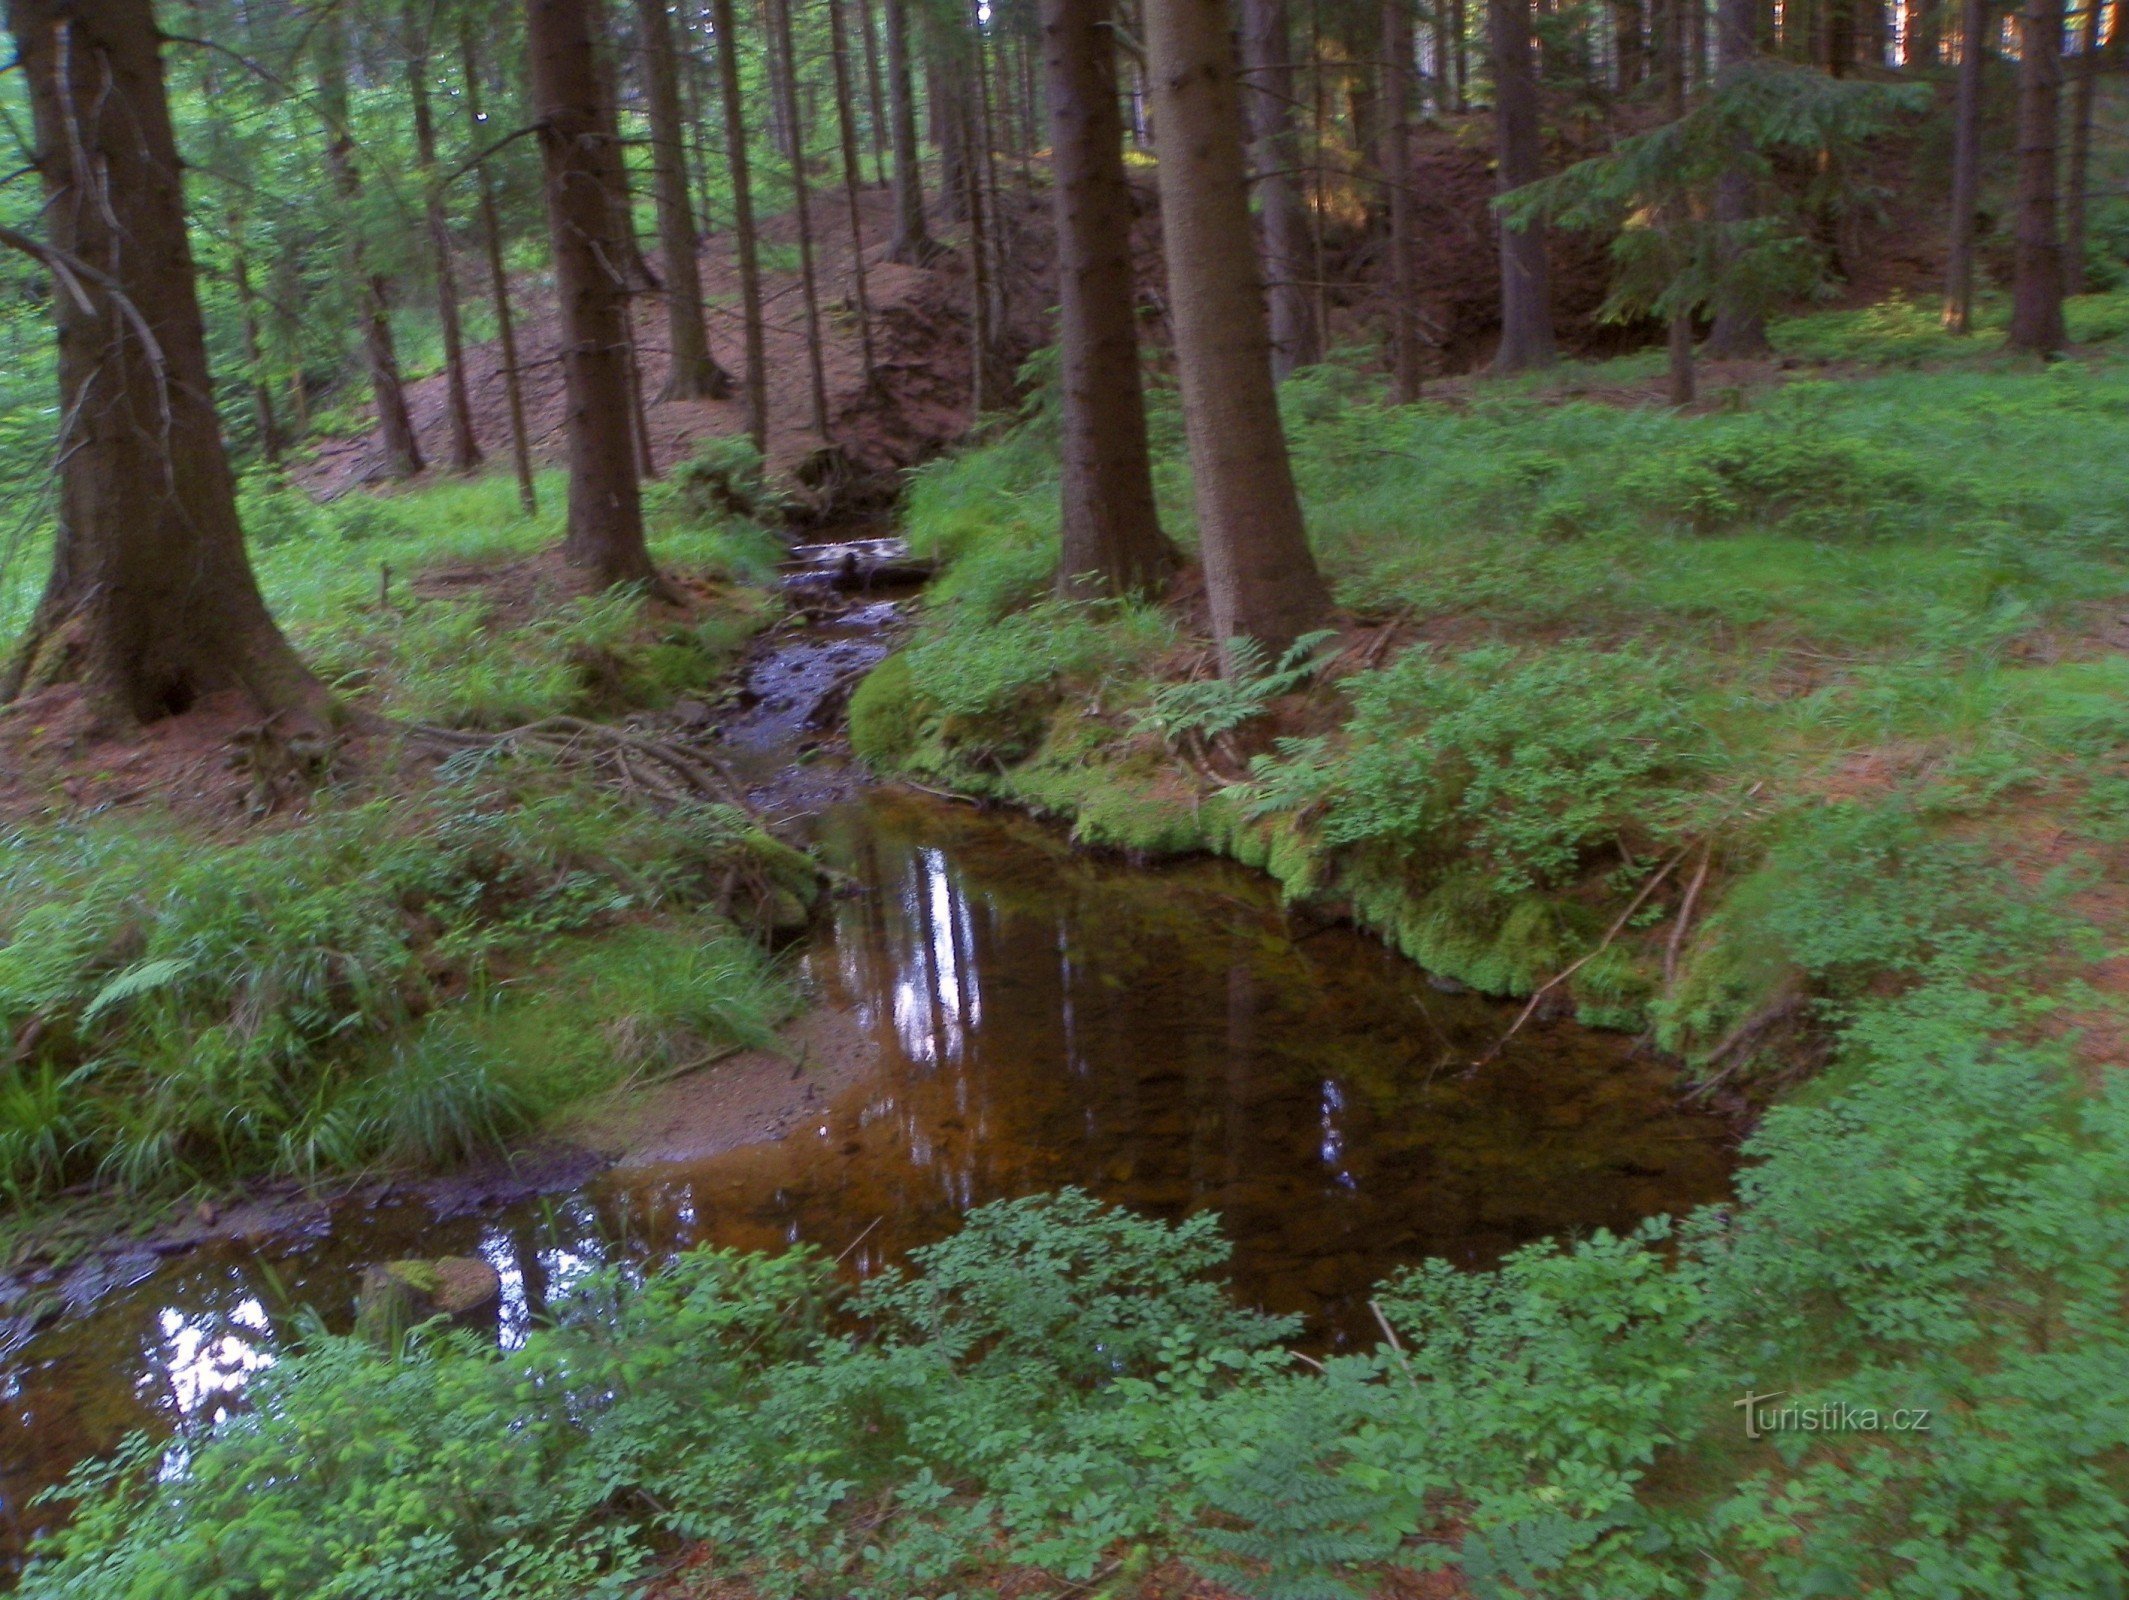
[848,652,920,769]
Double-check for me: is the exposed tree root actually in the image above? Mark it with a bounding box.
[407,714,758,814]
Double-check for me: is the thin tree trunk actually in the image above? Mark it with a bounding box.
[195,32,283,463]
[639,0,734,397]
[407,0,483,471]
[1382,0,1423,399]
[858,0,892,183]
[973,4,1011,332]
[960,64,995,420]
[1943,0,1986,328]
[1452,0,1467,103]
[1615,0,1646,85]
[1143,0,1333,661]
[1490,0,1557,371]
[231,227,284,462]
[1659,0,1686,111]
[829,0,880,383]
[527,0,659,586]
[461,14,539,512]
[1667,308,1695,402]
[1705,0,1770,354]
[886,0,939,256]
[317,12,423,477]
[2007,0,2067,351]
[2065,0,2102,294]
[769,0,833,434]
[713,0,772,452]
[1045,0,1175,596]
[933,45,974,221]
[1241,0,1325,376]
[6,0,328,728]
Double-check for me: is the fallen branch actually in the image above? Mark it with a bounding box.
[1472,782,1765,1069]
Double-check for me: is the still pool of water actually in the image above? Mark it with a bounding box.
[0,789,1737,1574]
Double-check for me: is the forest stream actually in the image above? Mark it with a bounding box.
[0,543,1739,1576]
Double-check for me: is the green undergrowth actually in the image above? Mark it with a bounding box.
[866,292,2129,1048]
[242,454,783,728]
[0,774,812,1231]
[0,453,813,1244]
[769,295,2129,1592]
[27,1083,2129,1600]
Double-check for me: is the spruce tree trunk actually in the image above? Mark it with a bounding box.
[1490,0,1557,372]
[973,3,1012,332]
[934,46,974,222]
[1045,0,1174,596]
[5,0,329,730]
[1143,0,1332,661]
[1943,0,1987,329]
[527,0,659,586]
[461,15,539,512]
[639,0,734,397]
[1705,0,1770,355]
[1382,0,1422,400]
[1240,0,1325,376]
[768,0,833,435]
[231,228,285,463]
[859,0,892,183]
[407,0,484,471]
[318,13,424,477]
[713,0,772,452]
[2007,0,2067,352]
[829,0,880,382]
[1667,307,1695,403]
[959,69,996,419]
[885,0,939,257]
[1614,0,1646,85]
[2065,0,2102,295]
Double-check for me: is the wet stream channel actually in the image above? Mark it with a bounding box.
[0,540,1738,1575]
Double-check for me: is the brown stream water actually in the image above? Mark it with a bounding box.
[0,572,1738,1576]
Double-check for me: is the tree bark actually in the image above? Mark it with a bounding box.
[768,0,833,434]
[1705,0,1770,355]
[5,0,329,729]
[1943,0,1987,329]
[527,0,659,586]
[1490,0,1557,372]
[461,15,539,512]
[712,0,772,452]
[858,0,892,183]
[828,0,880,383]
[1144,0,1333,661]
[407,0,483,471]
[885,0,939,257]
[2007,0,2067,352]
[317,12,424,477]
[2065,0,2102,294]
[958,49,996,420]
[1667,308,1695,403]
[1045,0,1175,596]
[638,0,734,398]
[1240,0,1324,376]
[195,33,283,463]
[1614,0,1646,85]
[1382,0,1422,399]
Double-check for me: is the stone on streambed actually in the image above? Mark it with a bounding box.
[353,1256,502,1352]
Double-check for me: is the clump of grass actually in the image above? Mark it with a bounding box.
[0,788,810,1206]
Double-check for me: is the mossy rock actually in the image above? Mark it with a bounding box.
[848,652,920,769]
[354,1256,502,1353]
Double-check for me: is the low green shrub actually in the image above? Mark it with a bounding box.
[1250,642,1711,893]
